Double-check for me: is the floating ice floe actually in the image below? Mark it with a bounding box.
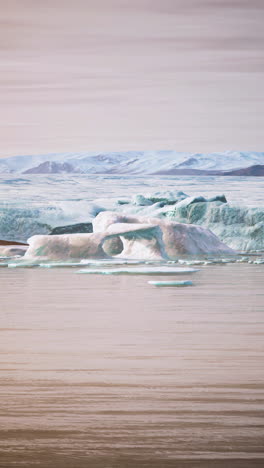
[178,259,207,266]
[148,280,193,287]
[79,259,144,266]
[209,258,237,264]
[77,266,199,275]
[8,261,39,268]
[38,259,150,268]
[39,262,83,268]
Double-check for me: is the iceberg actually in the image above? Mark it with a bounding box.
[94,212,235,259]
[0,201,103,243]
[24,211,234,261]
[2,184,262,253]
[0,206,52,243]
[113,192,263,252]
[166,201,264,251]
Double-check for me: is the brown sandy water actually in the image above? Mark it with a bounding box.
[0,263,264,467]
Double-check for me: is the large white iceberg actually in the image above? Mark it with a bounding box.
[94,212,234,259]
[24,211,234,261]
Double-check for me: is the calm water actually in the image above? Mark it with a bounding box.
[1,174,264,466]
[1,263,264,467]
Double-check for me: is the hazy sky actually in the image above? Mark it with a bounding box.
[0,0,263,157]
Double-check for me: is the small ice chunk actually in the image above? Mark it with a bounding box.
[132,194,153,206]
[145,191,187,204]
[253,258,264,264]
[148,280,193,287]
[236,257,250,263]
[117,199,130,205]
[210,258,236,264]
[178,259,206,265]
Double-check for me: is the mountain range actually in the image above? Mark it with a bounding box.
[0,151,264,175]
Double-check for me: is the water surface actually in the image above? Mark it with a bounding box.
[1,263,264,467]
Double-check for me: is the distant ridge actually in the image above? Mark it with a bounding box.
[221,165,264,176]
[1,150,264,175]
[154,165,264,176]
[24,161,83,174]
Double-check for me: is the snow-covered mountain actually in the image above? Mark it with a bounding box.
[24,161,82,174]
[0,150,263,175]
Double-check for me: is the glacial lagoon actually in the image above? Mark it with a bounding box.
[0,174,264,467]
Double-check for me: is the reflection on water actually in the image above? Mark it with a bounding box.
[0,264,264,467]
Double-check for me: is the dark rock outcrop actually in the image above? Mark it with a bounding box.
[50,223,93,235]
